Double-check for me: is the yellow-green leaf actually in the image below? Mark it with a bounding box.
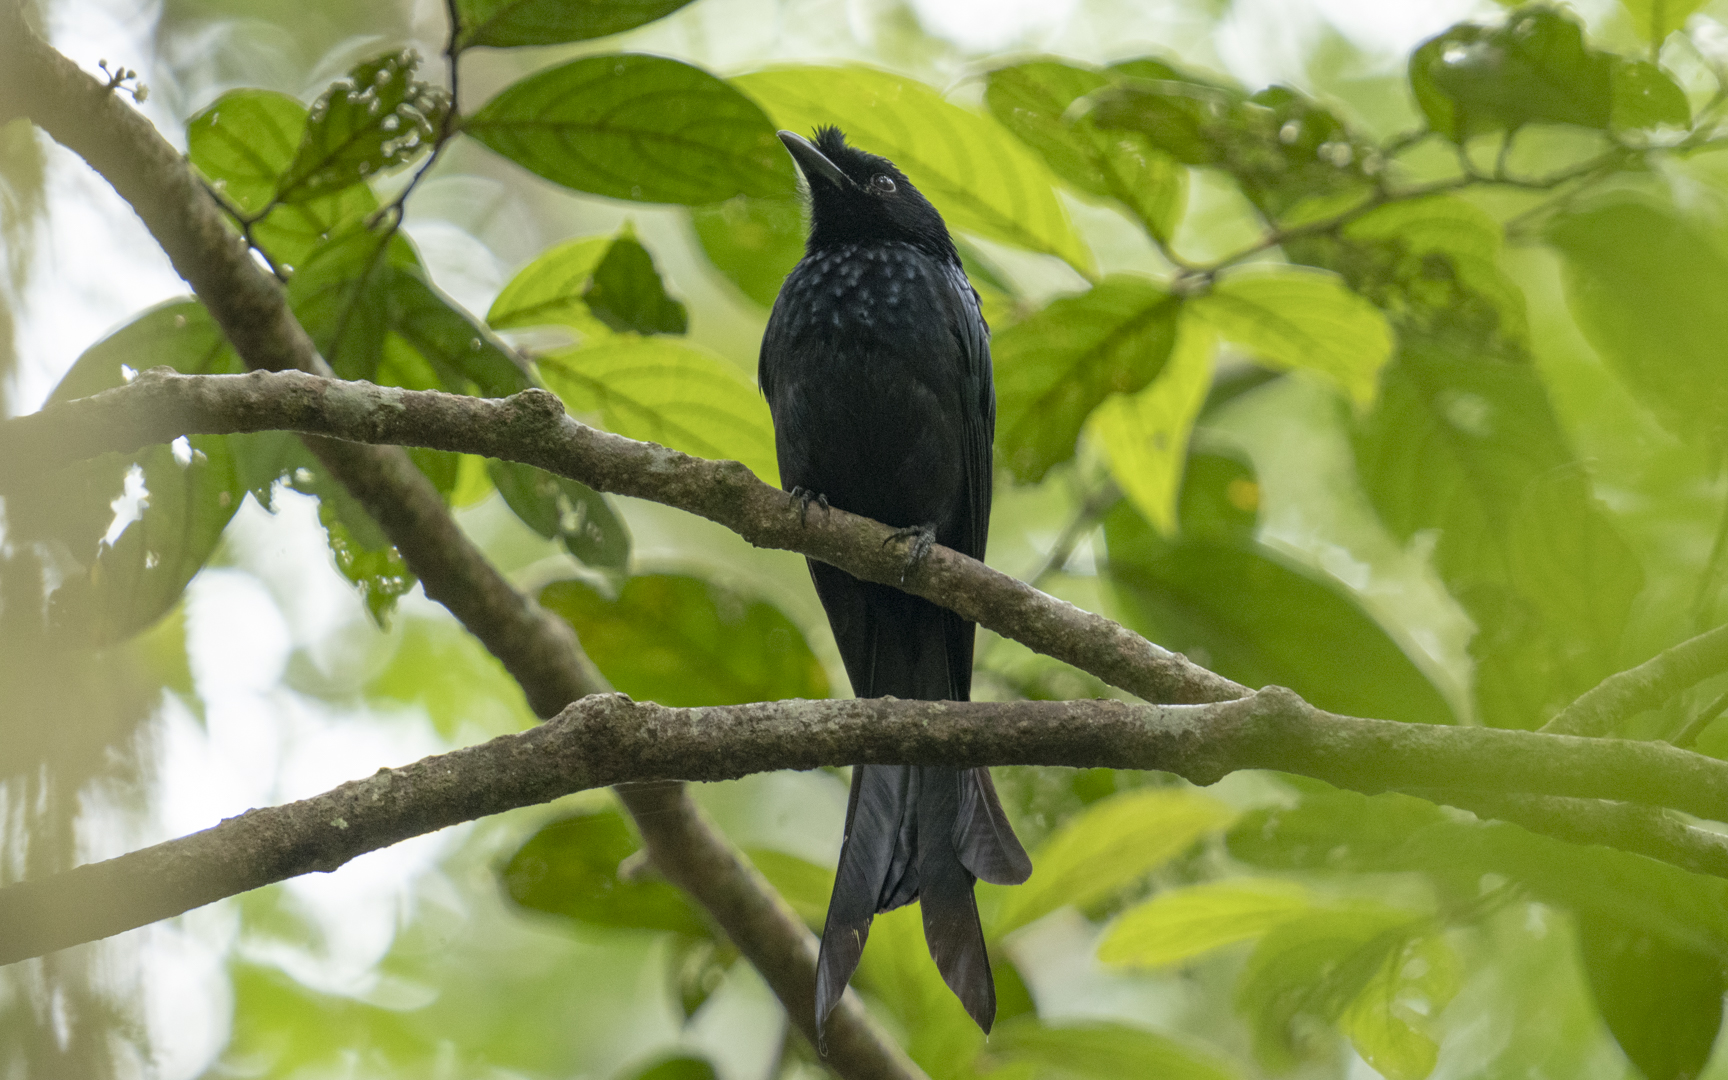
[539,336,778,483]
[488,236,615,340]
[1098,878,1311,969]
[1342,934,1461,1080]
[1192,267,1392,406]
[1091,315,1216,535]
[1617,0,1706,42]
[732,65,1095,277]
[991,788,1236,937]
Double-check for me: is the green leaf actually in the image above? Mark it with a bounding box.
[624,1057,719,1080]
[286,223,414,381]
[1104,495,1457,726]
[287,459,416,624]
[186,89,306,216]
[455,0,696,49]
[1409,8,1613,141]
[985,60,1185,241]
[582,231,687,335]
[744,848,833,929]
[991,788,1235,937]
[538,336,778,483]
[1235,905,1422,1071]
[733,65,1095,276]
[993,277,1179,483]
[387,267,530,397]
[1610,58,1690,130]
[1098,880,1312,969]
[1576,913,1726,1080]
[487,459,630,571]
[1191,267,1392,406]
[1340,933,1461,1080]
[276,49,446,204]
[855,904,985,1078]
[688,194,805,308]
[487,235,615,339]
[1091,316,1215,535]
[1618,0,1707,43]
[365,615,537,738]
[1548,195,1728,455]
[465,54,793,205]
[502,807,710,935]
[538,574,828,706]
[989,1019,1240,1080]
[33,302,243,645]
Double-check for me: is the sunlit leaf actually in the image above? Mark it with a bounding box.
[989,1019,1240,1080]
[487,235,615,339]
[276,49,446,204]
[465,54,794,205]
[503,807,710,935]
[1098,879,1312,969]
[1576,912,1726,1080]
[488,460,630,571]
[985,59,1185,240]
[539,336,778,483]
[1091,316,1215,535]
[733,65,1095,276]
[539,574,827,706]
[1341,933,1461,1080]
[993,277,1179,483]
[1617,0,1706,43]
[455,0,696,49]
[689,194,805,308]
[991,787,1235,937]
[187,89,305,215]
[1192,267,1392,406]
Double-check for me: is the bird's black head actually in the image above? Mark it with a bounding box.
[778,126,958,263]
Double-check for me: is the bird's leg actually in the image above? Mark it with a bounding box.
[789,486,831,526]
[883,522,937,583]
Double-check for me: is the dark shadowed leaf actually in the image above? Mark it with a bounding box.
[285,223,417,381]
[988,1019,1240,1080]
[276,50,446,204]
[1104,475,1455,726]
[985,59,1185,240]
[734,65,1094,275]
[487,460,630,571]
[582,231,687,335]
[993,277,1179,483]
[465,54,793,205]
[1576,913,1725,1080]
[455,0,696,49]
[624,1056,719,1080]
[689,194,806,308]
[387,268,530,396]
[538,574,828,706]
[1409,9,1612,141]
[1548,195,1728,456]
[503,807,709,935]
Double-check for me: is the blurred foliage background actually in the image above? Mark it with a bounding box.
[8,0,1728,1077]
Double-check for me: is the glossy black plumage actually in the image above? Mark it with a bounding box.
[759,127,1033,1040]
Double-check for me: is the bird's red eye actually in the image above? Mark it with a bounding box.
[870,173,896,194]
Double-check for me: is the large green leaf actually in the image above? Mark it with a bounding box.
[1576,912,1725,1080]
[1191,267,1392,407]
[989,1019,1240,1080]
[488,460,630,571]
[32,302,244,645]
[538,336,778,483]
[985,59,1185,241]
[538,574,828,706]
[1340,933,1461,1080]
[993,277,1179,482]
[1409,8,1613,141]
[502,807,709,935]
[688,194,805,309]
[1104,485,1456,727]
[1547,195,1728,456]
[991,787,1235,937]
[276,49,446,205]
[487,235,615,339]
[184,89,380,269]
[1098,879,1313,969]
[465,54,793,205]
[1090,316,1215,535]
[733,65,1094,275]
[455,0,696,49]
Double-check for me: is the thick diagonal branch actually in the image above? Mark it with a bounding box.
[3,368,1245,707]
[5,688,1728,968]
[1,19,915,1079]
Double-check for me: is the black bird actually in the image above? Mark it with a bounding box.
[759,127,1033,1039]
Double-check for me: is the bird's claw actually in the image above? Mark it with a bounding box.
[790,486,831,526]
[884,522,937,583]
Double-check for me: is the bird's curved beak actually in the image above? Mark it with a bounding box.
[778,130,851,190]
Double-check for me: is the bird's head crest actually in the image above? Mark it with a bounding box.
[777,126,956,261]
